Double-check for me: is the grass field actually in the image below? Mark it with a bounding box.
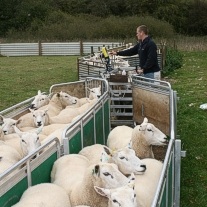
[1,52,207,206]
[0,56,79,110]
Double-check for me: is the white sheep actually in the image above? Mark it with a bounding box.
[11,183,71,207]
[0,115,17,134]
[94,173,137,207]
[48,107,80,124]
[17,92,75,129]
[41,123,68,136]
[69,85,101,107]
[107,117,167,159]
[0,141,22,185]
[30,90,50,109]
[51,154,129,207]
[74,206,90,207]
[69,162,129,207]
[51,154,90,194]
[135,158,163,207]
[3,126,42,159]
[79,144,146,175]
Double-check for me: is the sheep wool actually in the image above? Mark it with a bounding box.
[135,158,163,207]
[70,163,129,207]
[11,183,71,207]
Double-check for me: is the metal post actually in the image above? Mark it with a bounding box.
[174,139,181,207]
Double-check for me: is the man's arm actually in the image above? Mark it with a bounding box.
[115,44,139,57]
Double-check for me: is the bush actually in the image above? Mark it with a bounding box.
[162,47,183,75]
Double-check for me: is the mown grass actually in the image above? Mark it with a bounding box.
[0,56,79,110]
[0,52,207,206]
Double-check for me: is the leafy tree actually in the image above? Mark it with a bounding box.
[0,0,21,36]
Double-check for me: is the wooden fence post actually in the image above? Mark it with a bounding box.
[91,46,94,55]
[38,41,42,56]
[80,40,83,56]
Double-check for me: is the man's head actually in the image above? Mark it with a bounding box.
[136,25,148,41]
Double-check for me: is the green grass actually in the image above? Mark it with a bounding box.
[0,56,79,110]
[1,53,207,206]
[165,51,207,207]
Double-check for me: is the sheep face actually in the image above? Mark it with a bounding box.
[92,163,128,189]
[19,132,41,156]
[0,116,17,135]
[88,85,101,99]
[59,91,77,107]
[136,122,167,146]
[110,147,146,175]
[30,109,49,127]
[30,90,50,109]
[94,173,137,207]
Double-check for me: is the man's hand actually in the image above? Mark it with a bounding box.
[137,69,143,75]
[110,51,117,55]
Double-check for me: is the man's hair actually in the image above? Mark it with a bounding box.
[138,25,148,35]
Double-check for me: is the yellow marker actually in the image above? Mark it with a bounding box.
[102,47,109,58]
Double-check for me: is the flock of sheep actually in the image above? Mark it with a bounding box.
[81,53,130,69]
[0,84,168,207]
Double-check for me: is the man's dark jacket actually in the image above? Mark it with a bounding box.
[117,36,160,74]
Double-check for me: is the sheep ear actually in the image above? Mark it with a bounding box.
[143,117,148,124]
[100,151,109,163]
[29,108,35,113]
[86,87,90,92]
[14,125,23,137]
[44,108,49,114]
[36,125,43,135]
[94,186,110,198]
[48,92,54,99]
[0,115,4,123]
[37,90,42,95]
[103,146,112,156]
[127,141,132,149]
[127,173,135,189]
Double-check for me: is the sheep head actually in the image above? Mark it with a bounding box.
[94,173,136,207]
[103,146,146,175]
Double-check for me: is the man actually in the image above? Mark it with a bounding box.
[111,25,161,80]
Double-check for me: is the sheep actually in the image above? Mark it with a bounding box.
[69,162,129,207]
[87,85,101,100]
[51,154,129,207]
[51,154,90,194]
[79,144,146,175]
[40,123,68,136]
[0,140,22,169]
[0,115,17,134]
[107,117,167,159]
[74,206,90,207]
[0,141,22,184]
[48,107,80,124]
[94,173,137,207]
[30,90,50,109]
[11,183,71,207]
[3,126,42,159]
[48,98,97,125]
[69,85,101,107]
[17,92,75,129]
[135,158,163,207]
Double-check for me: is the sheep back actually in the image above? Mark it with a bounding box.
[107,125,133,150]
[135,158,163,207]
[11,183,71,207]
